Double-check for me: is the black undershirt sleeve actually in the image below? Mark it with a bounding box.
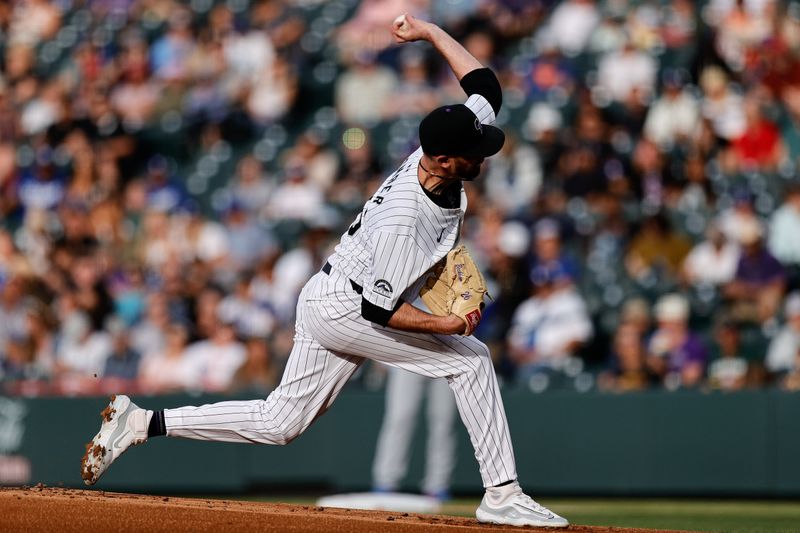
[459,67,502,115]
[361,298,405,327]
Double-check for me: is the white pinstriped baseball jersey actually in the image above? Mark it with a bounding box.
[329,94,496,312]
[163,90,519,489]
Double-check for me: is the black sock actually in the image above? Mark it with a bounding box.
[493,479,515,488]
[147,410,166,438]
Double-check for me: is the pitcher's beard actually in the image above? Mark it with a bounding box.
[457,159,483,181]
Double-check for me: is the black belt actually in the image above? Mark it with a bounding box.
[322,261,363,294]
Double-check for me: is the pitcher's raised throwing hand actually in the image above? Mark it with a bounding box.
[392,13,431,43]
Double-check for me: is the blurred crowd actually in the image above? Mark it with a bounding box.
[1,0,800,397]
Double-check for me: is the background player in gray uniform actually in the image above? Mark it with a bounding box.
[372,369,457,501]
[81,14,569,528]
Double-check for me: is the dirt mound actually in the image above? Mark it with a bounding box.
[1,487,685,532]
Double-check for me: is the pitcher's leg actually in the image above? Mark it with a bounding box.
[372,368,425,491]
[165,335,363,444]
[438,335,516,487]
[308,311,518,488]
[422,377,457,496]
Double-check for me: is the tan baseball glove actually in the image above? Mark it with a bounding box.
[419,245,489,336]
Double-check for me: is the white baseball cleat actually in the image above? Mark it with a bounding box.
[476,481,569,528]
[81,395,150,485]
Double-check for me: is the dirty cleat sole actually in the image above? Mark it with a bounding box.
[80,395,148,486]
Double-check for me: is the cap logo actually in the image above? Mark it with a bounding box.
[474,118,482,133]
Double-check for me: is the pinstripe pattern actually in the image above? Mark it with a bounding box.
[164,92,518,488]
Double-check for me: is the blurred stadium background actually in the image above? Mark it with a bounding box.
[1,0,800,531]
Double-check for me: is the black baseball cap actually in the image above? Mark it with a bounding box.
[419,104,505,158]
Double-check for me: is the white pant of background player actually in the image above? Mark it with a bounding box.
[164,266,517,488]
[372,368,457,497]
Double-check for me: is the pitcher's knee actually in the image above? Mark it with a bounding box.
[255,399,306,445]
[474,341,492,361]
[461,339,492,364]
[265,422,302,445]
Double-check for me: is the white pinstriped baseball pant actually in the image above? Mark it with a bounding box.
[164,266,518,487]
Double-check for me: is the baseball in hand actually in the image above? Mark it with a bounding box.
[394,14,409,30]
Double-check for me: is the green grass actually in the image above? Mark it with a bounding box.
[443,499,800,533]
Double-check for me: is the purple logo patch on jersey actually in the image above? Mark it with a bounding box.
[373,279,393,298]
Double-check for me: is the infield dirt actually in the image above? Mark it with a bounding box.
[1,487,688,532]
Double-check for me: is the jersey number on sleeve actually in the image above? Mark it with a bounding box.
[347,210,364,236]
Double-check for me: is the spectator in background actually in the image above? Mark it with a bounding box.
[130,292,171,360]
[280,130,340,193]
[334,0,429,59]
[524,103,563,176]
[723,217,786,326]
[780,347,800,390]
[716,188,765,245]
[246,55,298,126]
[0,276,29,361]
[264,166,325,225]
[765,292,800,378]
[17,150,65,214]
[230,337,277,393]
[682,224,740,287]
[707,319,749,391]
[383,47,439,120]
[508,262,592,381]
[700,66,746,141]
[229,155,274,219]
[54,307,112,380]
[144,155,187,214]
[625,213,692,283]
[768,183,800,282]
[542,0,600,56]
[138,323,191,394]
[596,39,657,105]
[218,273,276,341]
[0,229,31,284]
[2,334,43,382]
[643,70,700,150]
[483,133,542,216]
[520,42,575,101]
[673,152,714,214]
[150,8,195,81]
[102,318,141,382]
[110,40,160,130]
[646,293,707,390]
[731,96,784,171]
[618,297,653,336]
[221,202,275,275]
[222,15,276,93]
[530,218,579,282]
[712,0,772,72]
[597,322,650,392]
[110,266,147,328]
[8,0,61,47]
[630,138,671,210]
[183,207,230,271]
[557,106,609,199]
[21,299,55,379]
[478,221,532,372]
[182,317,246,393]
[335,51,398,125]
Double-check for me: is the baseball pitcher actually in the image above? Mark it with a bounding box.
[80,14,568,528]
